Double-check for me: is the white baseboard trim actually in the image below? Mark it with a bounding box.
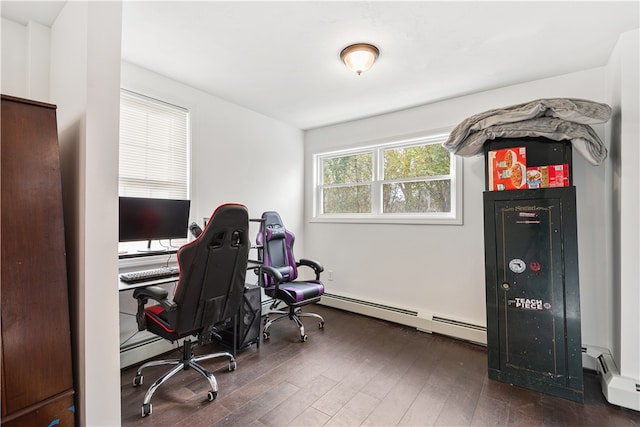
[318,293,486,345]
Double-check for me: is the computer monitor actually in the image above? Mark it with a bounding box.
[119,197,191,246]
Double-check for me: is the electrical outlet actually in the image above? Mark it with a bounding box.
[328,270,334,281]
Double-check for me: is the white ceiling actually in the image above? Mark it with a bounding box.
[2,1,639,130]
[1,1,65,27]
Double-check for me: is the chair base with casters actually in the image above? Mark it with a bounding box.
[132,338,237,417]
[263,304,325,342]
[262,297,325,342]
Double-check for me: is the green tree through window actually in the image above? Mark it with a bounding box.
[382,144,451,213]
[322,153,372,213]
[315,134,459,222]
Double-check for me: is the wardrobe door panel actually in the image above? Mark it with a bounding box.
[1,95,74,423]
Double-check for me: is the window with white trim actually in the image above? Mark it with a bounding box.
[119,89,190,199]
[314,134,462,224]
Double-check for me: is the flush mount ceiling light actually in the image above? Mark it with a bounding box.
[340,43,379,75]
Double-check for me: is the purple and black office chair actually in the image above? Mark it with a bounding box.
[131,203,249,417]
[257,211,325,342]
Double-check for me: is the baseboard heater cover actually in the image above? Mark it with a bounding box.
[319,293,486,345]
[583,345,640,411]
[431,315,487,331]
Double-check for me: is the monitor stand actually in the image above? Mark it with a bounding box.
[136,239,165,254]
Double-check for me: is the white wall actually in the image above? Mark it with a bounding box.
[120,62,305,256]
[49,2,123,426]
[1,18,28,95]
[606,29,640,380]
[1,18,50,100]
[305,67,612,349]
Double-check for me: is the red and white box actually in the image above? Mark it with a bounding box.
[526,164,569,189]
[488,147,527,191]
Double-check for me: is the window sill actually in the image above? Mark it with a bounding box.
[310,214,463,225]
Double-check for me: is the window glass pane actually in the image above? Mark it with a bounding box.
[383,144,450,179]
[323,153,372,184]
[382,180,451,213]
[323,185,371,213]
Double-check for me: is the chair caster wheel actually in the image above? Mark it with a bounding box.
[263,332,270,340]
[301,334,308,342]
[141,403,152,417]
[207,391,217,401]
[133,374,143,387]
[319,321,325,329]
[229,360,237,371]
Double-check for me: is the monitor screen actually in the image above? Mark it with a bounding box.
[119,197,191,243]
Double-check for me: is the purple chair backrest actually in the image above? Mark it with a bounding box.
[257,211,298,287]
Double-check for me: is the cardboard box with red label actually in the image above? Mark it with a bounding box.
[526,164,569,189]
[488,147,527,191]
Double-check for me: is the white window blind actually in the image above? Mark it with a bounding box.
[119,90,189,199]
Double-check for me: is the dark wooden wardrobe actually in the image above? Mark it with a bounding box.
[1,95,75,425]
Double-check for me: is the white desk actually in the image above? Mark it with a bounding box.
[118,275,179,292]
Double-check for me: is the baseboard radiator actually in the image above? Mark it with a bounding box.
[582,345,640,411]
[318,293,487,345]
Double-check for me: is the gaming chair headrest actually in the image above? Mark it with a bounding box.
[266,225,286,241]
[261,211,288,242]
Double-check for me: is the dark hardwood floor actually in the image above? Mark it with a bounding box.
[121,304,640,426]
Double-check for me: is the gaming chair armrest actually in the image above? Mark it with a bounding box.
[132,286,178,312]
[132,286,177,331]
[259,265,284,283]
[297,258,324,280]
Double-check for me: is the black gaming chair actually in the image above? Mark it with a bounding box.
[131,203,250,417]
[257,211,325,342]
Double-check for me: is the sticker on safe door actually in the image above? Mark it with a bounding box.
[508,258,526,273]
[508,298,551,311]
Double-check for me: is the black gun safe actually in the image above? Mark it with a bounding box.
[483,138,583,402]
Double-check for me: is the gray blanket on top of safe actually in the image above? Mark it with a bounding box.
[443,98,612,166]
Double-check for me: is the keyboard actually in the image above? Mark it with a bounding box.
[119,266,179,284]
